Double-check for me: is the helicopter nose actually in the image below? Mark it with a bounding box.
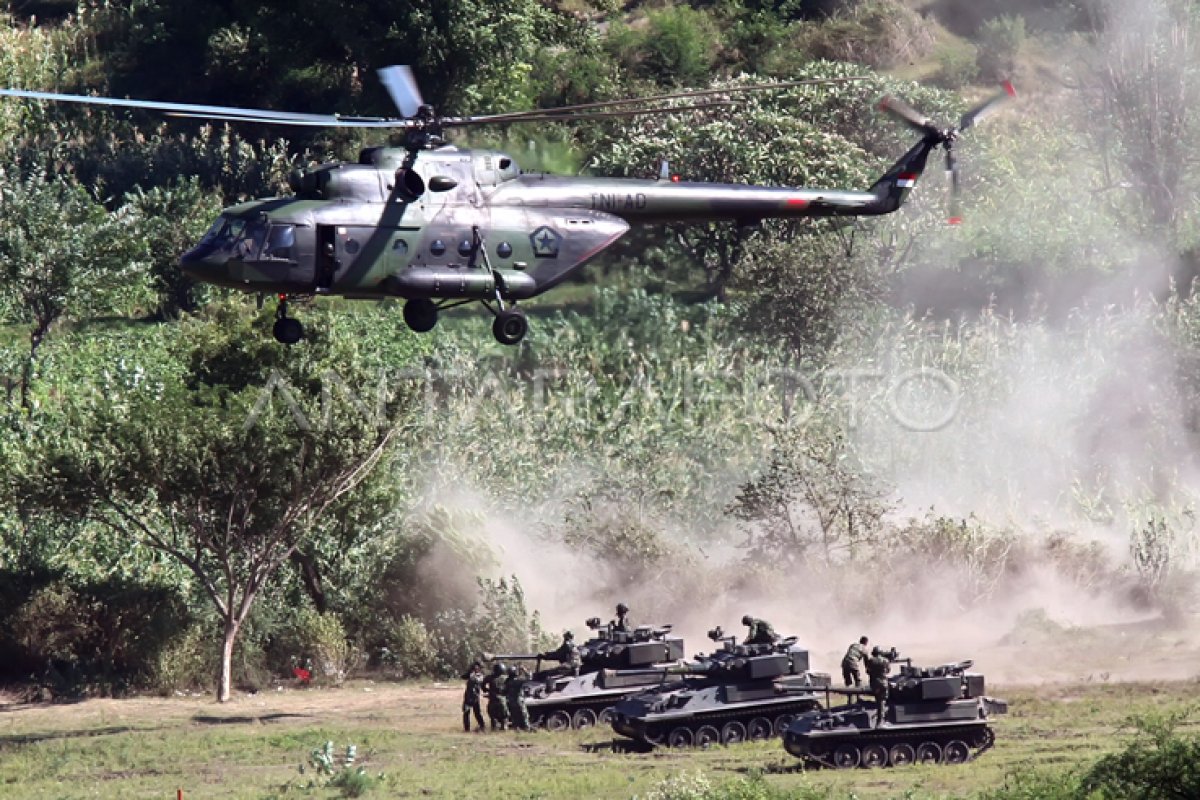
[180,241,229,283]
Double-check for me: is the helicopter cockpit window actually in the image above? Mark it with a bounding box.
[264,224,296,260]
[199,216,247,248]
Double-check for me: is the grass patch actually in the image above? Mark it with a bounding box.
[0,680,1197,799]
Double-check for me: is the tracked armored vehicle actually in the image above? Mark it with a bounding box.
[489,619,685,731]
[781,657,1007,768]
[609,628,832,747]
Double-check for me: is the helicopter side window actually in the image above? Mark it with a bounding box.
[264,224,296,260]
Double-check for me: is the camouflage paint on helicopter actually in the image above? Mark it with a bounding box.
[0,68,1014,345]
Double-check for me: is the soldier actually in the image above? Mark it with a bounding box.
[841,636,869,688]
[741,615,779,645]
[505,664,532,731]
[864,646,891,728]
[461,660,485,732]
[538,631,582,677]
[612,603,631,632]
[485,662,510,731]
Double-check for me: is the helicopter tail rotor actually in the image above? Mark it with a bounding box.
[878,83,1015,224]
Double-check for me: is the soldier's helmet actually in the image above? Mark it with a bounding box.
[492,662,504,675]
[741,614,753,626]
[563,630,574,641]
[871,646,882,656]
[471,660,482,670]
[616,603,629,614]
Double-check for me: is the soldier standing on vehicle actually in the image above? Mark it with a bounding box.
[865,646,891,727]
[506,664,532,731]
[461,661,486,732]
[485,662,510,730]
[841,636,869,687]
[741,615,779,645]
[613,603,631,632]
[538,631,582,677]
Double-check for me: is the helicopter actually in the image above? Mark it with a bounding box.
[0,67,1014,345]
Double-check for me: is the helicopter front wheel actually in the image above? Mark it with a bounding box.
[272,297,304,345]
[492,308,527,345]
[272,317,304,345]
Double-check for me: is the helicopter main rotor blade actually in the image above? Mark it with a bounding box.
[461,75,871,125]
[878,94,938,136]
[438,100,739,128]
[0,87,355,123]
[377,65,424,118]
[959,81,1016,132]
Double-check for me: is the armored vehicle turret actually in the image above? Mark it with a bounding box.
[781,656,1007,768]
[486,619,685,730]
[609,627,832,747]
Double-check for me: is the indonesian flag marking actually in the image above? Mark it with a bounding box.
[896,173,918,189]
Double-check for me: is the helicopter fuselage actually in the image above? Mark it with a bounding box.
[180,144,884,303]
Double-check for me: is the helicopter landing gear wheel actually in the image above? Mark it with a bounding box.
[492,308,527,345]
[272,317,303,345]
[833,743,861,769]
[403,298,439,332]
[273,297,304,344]
[667,727,694,748]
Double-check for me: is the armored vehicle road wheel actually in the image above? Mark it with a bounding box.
[667,727,694,748]
[572,709,597,729]
[915,742,943,764]
[747,717,772,741]
[862,743,888,768]
[889,743,916,767]
[833,743,861,769]
[597,707,616,726]
[545,710,571,732]
[695,725,721,748]
[773,714,795,736]
[721,721,746,745]
[944,740,970,764]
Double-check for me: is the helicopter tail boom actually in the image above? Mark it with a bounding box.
[863,137,941,215]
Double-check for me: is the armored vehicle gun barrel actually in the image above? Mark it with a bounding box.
[482,653,543,662]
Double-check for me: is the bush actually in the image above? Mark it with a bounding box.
[800,0,936,69]
[270,608,352,686]
[977,14,1026,82]
[376,615,438,679]
[935,39,981,88]
[149,622,216,695]
[1080,712,1200,799]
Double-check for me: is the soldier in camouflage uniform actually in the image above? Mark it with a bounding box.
[538,631,582,678]
[864,646,891,728]
[505,664,531,731]
[841,636,869,687]
[612,603,631,632]
[485,662,510,731]
[741,615,779,646]
[461,661,485,732]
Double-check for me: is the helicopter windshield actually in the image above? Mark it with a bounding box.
[199,216,294,261]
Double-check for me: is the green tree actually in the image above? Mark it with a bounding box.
[7,305,418,701]
[0,168,150,409]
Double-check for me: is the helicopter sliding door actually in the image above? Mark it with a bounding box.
[316,225,338,291]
